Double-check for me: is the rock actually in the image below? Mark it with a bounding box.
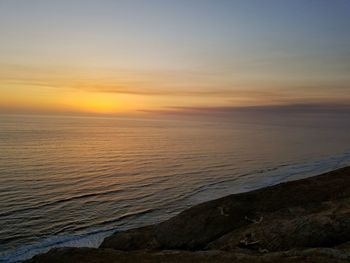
[207,199,350,251]
[26,247,350,263]
[101,166,350,250]
[100,225,159,251]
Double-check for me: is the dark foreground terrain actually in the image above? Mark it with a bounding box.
[27,166,350,262]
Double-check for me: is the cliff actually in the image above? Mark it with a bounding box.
[27,166,350,262]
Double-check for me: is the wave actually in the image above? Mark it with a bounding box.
[1,151,350,263]
[0,229,113,263]
[239,151,350,192]
[187,151,350,204]
[0,188,126,219]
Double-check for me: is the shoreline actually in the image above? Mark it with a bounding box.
[26,166,350,262]
[2,152,349,262]
[0,152,350,263]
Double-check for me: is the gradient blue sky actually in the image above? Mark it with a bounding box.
[1,0,349,114]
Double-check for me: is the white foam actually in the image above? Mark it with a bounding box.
[187,151,350,203]
[240,151,350,192]
[0,229,114,263]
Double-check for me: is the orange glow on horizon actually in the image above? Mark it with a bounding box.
[60,90,143,114]
[1,64,350,115]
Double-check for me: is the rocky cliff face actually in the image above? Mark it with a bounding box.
[27,166,350,263]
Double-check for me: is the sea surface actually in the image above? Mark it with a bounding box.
[1,113,350,262]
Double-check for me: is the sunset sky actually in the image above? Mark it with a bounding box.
[1,0,350,115]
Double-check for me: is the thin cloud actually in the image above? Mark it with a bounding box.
[142,103,350,116]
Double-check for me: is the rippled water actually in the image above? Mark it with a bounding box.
[0,113,350,262]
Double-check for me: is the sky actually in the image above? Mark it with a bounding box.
[0,0,350,115]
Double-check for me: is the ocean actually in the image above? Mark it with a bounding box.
[0,113,350,262]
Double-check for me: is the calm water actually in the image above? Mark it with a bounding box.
[1,113,350,262]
